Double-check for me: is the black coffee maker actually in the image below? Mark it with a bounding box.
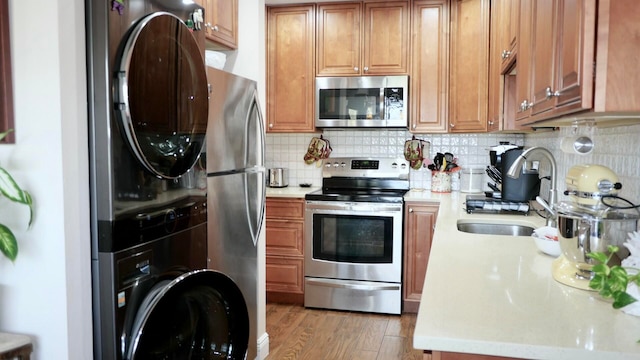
[488,144,541,202]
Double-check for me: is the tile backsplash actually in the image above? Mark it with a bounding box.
[525,123,640,205]
[266,130,524,190]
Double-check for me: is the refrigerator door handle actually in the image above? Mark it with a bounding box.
[244,92,266,247]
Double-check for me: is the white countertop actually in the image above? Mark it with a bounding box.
[266,186,319,198]
[411,191,640,359]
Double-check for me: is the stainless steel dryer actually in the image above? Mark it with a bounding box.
[86,1,250,359]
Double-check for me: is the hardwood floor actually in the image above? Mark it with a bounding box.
[265,303,424,360]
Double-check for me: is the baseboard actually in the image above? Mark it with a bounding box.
[256,332,270,360]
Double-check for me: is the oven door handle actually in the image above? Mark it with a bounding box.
[305,202,402,213]
[306,278,400,291]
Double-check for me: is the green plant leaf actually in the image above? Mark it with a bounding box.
[587,251,609,264]
[612,291,638,309]
[0,129,13,142]
[0,166,30,204]
[0,224,18,262]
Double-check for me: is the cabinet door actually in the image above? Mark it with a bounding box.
[410,0,449,133]
[403,202,439,313]
[449,0,490,132]
[499,0,519,72]
[202,0,238,49]
[316,3,361,76]
[266,6,316,132]
[529,0,556,116]
[552,0,595,112]
[487,0,502,132]
[266,256,304,294]
[265,219,304,257]
[514,0,533,123]
[363,1,410,75]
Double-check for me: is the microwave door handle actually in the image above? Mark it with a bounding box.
[379,87,385,120]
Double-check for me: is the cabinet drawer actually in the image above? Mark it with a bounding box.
[266,256,304,294]
[266,198,305,219]
[266,219,304,256]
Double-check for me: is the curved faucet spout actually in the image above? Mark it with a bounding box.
[506,147,558,227]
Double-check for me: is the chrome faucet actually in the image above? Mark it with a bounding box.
[506,147,558,227]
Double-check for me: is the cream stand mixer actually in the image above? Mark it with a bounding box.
[552,164,640,290]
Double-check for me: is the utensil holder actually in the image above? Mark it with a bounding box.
[431,171,452,193]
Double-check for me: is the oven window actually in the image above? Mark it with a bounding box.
[312,214,393,263]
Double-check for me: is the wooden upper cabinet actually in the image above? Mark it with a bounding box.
[449,0,490,133]
[316,1,409,76]
[202,0,238,50]
[529,0,557,117]
[316,3,361,76]
[410,0,449,133]
[487,0,501,132]
[266,5,316,133]
[513,0,533,124]
[498,0,519,72]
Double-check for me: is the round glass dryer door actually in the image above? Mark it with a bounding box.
[116,12,208,179]
[126,270,249,360]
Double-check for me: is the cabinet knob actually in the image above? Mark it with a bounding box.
[449,123,455,128]
[213,25,219,32]
[206,22,212,28]
[488,120,494,126]
[354,67,359,72]
[501,50,511,59]
[409,208,413,213]
[269,123,273,128]
[545,86,560,99]
[412,124,417,129]
[363,66,369,72]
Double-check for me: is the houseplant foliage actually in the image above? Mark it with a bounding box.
[587,245,640,309]
[0,129,34,262]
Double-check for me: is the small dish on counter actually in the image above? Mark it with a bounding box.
[532,226,561,257]
[299,183,312,188]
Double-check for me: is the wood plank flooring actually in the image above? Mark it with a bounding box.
[265,303,424,360]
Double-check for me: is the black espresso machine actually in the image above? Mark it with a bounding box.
[466,143,541,214]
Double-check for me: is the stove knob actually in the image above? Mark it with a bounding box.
[400,163,407,169]
[340,162,346,167]
[333,162,340,167]
[325,163,332,168]
[391,162,398,168]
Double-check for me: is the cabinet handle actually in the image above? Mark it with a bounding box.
[354,67,359,72]
[409,208,413,213]
[213,25,219,32]
[545,86,560,99]
[269,123,273,128]
[501,50,511,59]
[449,123,455,128]
[412,124,417,129]
[519,100,532,112]
[363,66,369,72]
[488,120,494,126]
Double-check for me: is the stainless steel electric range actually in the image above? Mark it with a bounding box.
[304,157,409,315]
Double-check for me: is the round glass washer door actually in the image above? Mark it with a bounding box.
[116,12,209,179]
[126,269,249,360]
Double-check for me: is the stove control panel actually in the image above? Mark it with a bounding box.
[322,157,409,179]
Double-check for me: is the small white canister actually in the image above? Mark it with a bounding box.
[460,166,485,193]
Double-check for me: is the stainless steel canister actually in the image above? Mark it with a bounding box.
[268,168,289,188]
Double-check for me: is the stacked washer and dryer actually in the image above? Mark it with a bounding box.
[86,1,253,359]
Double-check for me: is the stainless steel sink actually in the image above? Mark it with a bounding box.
[457,221,535,236]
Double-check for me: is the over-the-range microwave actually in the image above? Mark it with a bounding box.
[315,75,408,128]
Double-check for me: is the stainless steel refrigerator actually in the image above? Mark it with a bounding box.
[205,67,265,360]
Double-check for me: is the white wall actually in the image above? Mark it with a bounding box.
[0,0,92,359]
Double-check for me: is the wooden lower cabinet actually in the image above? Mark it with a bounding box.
[403,202,439,313]
[266,198,305,304]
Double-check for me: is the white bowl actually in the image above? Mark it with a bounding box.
[533,235,562,257]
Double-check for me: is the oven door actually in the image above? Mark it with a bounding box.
[304,201,403,283]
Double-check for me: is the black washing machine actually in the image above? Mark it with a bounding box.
[94,196,249,359]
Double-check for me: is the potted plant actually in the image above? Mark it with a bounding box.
[587,245,640,311]
[0,129,34,262]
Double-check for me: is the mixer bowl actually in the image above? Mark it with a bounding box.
[556,202,639,274]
